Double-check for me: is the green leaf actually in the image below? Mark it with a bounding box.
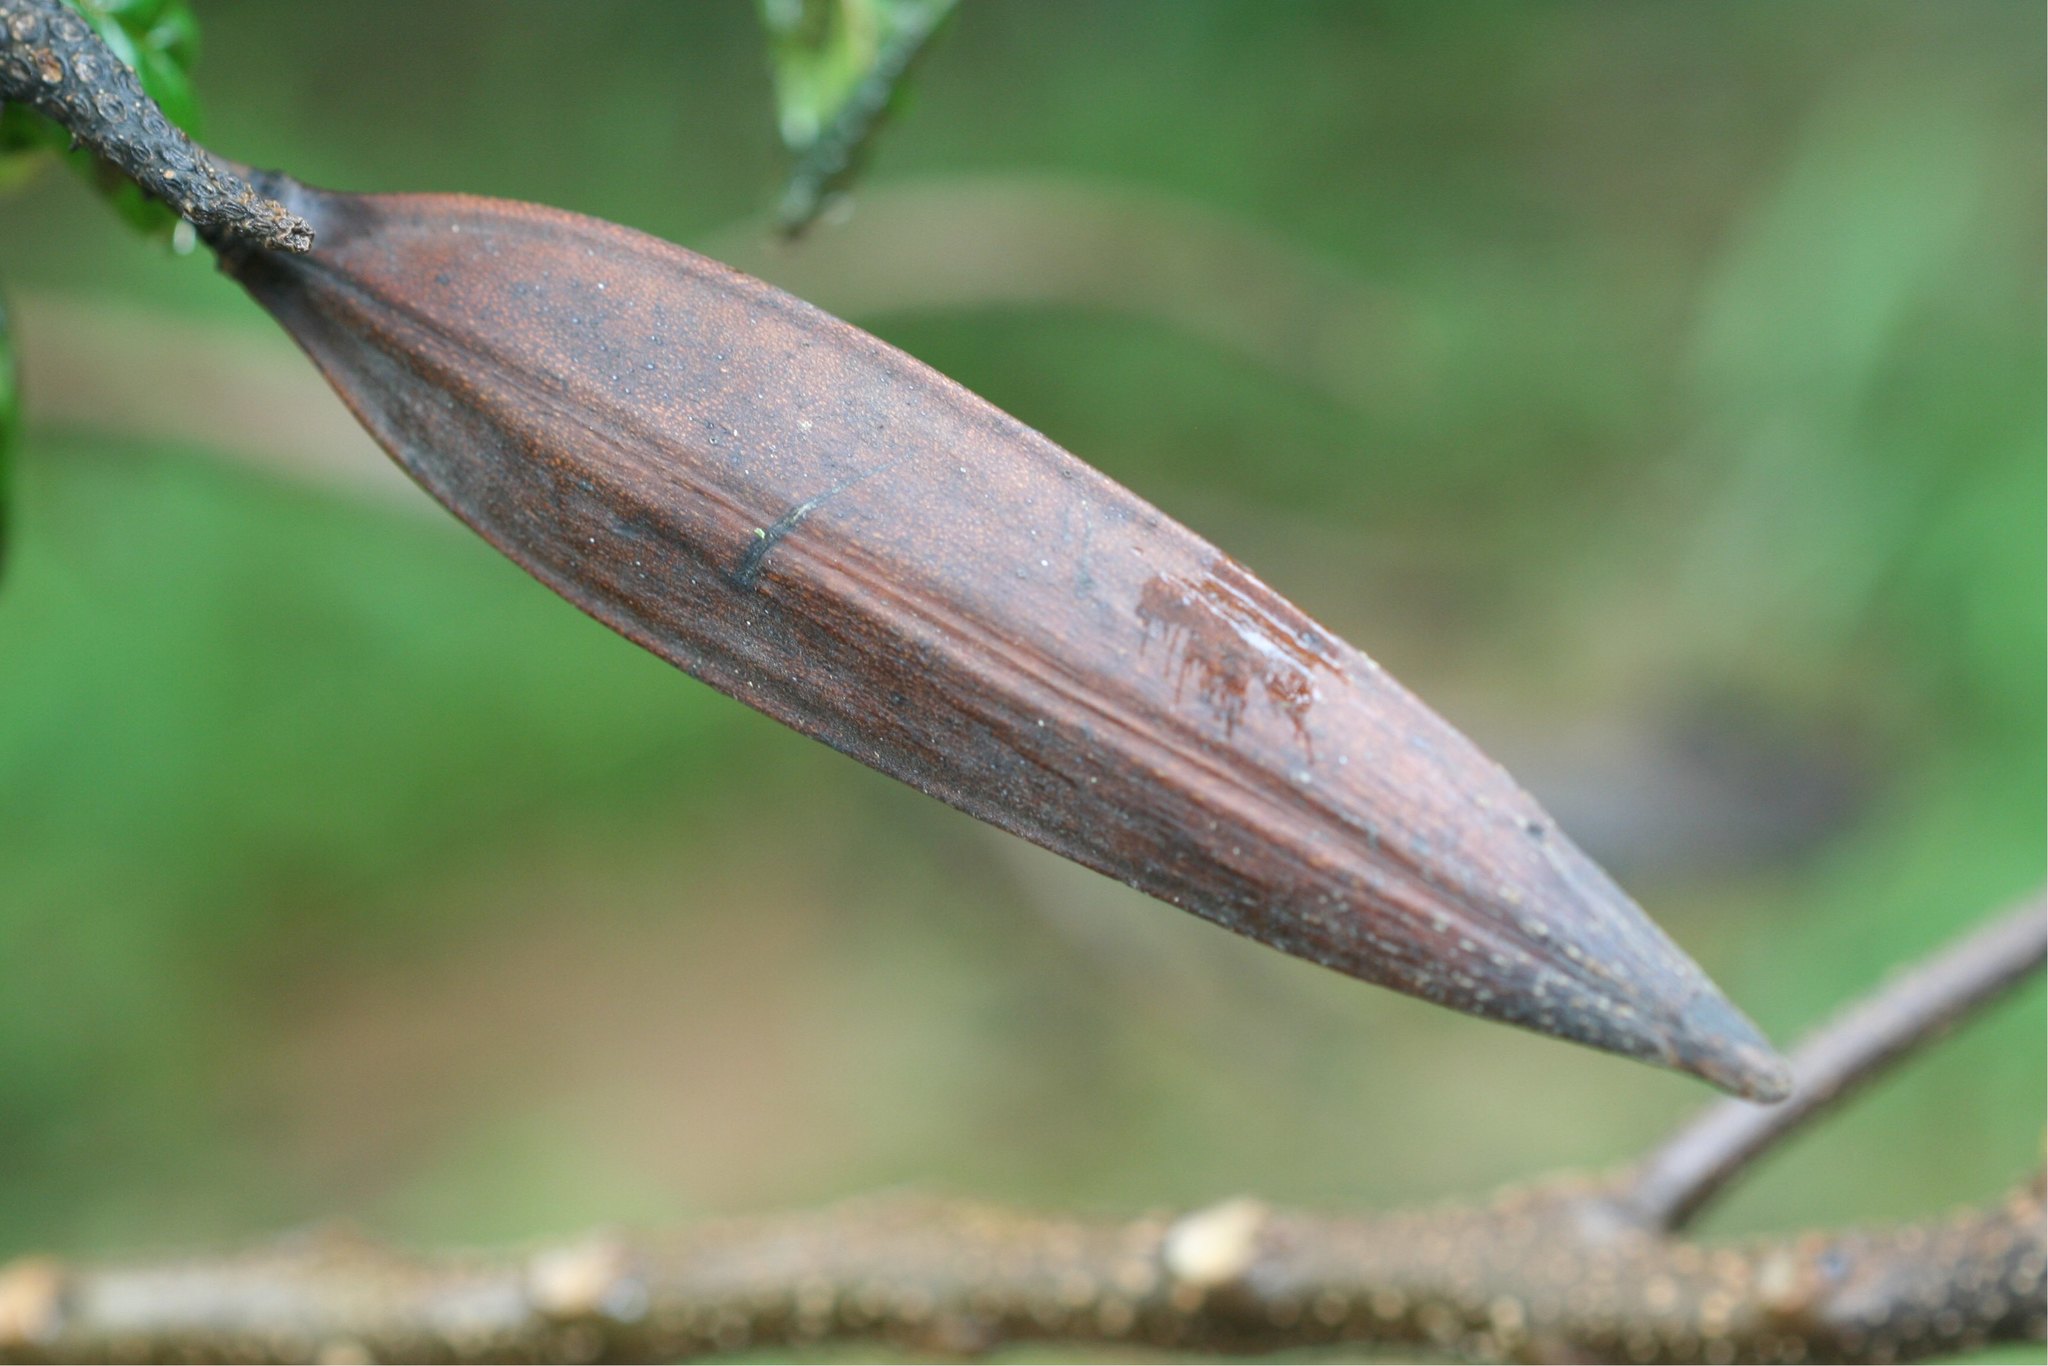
[0,0,204,241]
[757,0,958,235]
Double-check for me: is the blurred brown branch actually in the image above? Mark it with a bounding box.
[0,1180,2039,1365]
[0,895,2039,1365]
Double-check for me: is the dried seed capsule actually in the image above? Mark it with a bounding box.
[219,173,1789,1101]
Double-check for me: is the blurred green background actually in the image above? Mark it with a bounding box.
[0,0,2041,1354]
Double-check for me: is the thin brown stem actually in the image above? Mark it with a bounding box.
[0,0,309,252]
[1621,893,2047,1233]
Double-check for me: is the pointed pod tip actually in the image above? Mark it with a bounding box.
[1667,990,1793,1103]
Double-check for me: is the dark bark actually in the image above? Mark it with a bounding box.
[0,0,309,252]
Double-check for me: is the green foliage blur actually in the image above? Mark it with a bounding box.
[0,4,2039,1358]
[759,0,950,152]
[759,0,959,231]
[0,289,13,575]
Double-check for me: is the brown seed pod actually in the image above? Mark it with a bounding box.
[217,173,1790,1101]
